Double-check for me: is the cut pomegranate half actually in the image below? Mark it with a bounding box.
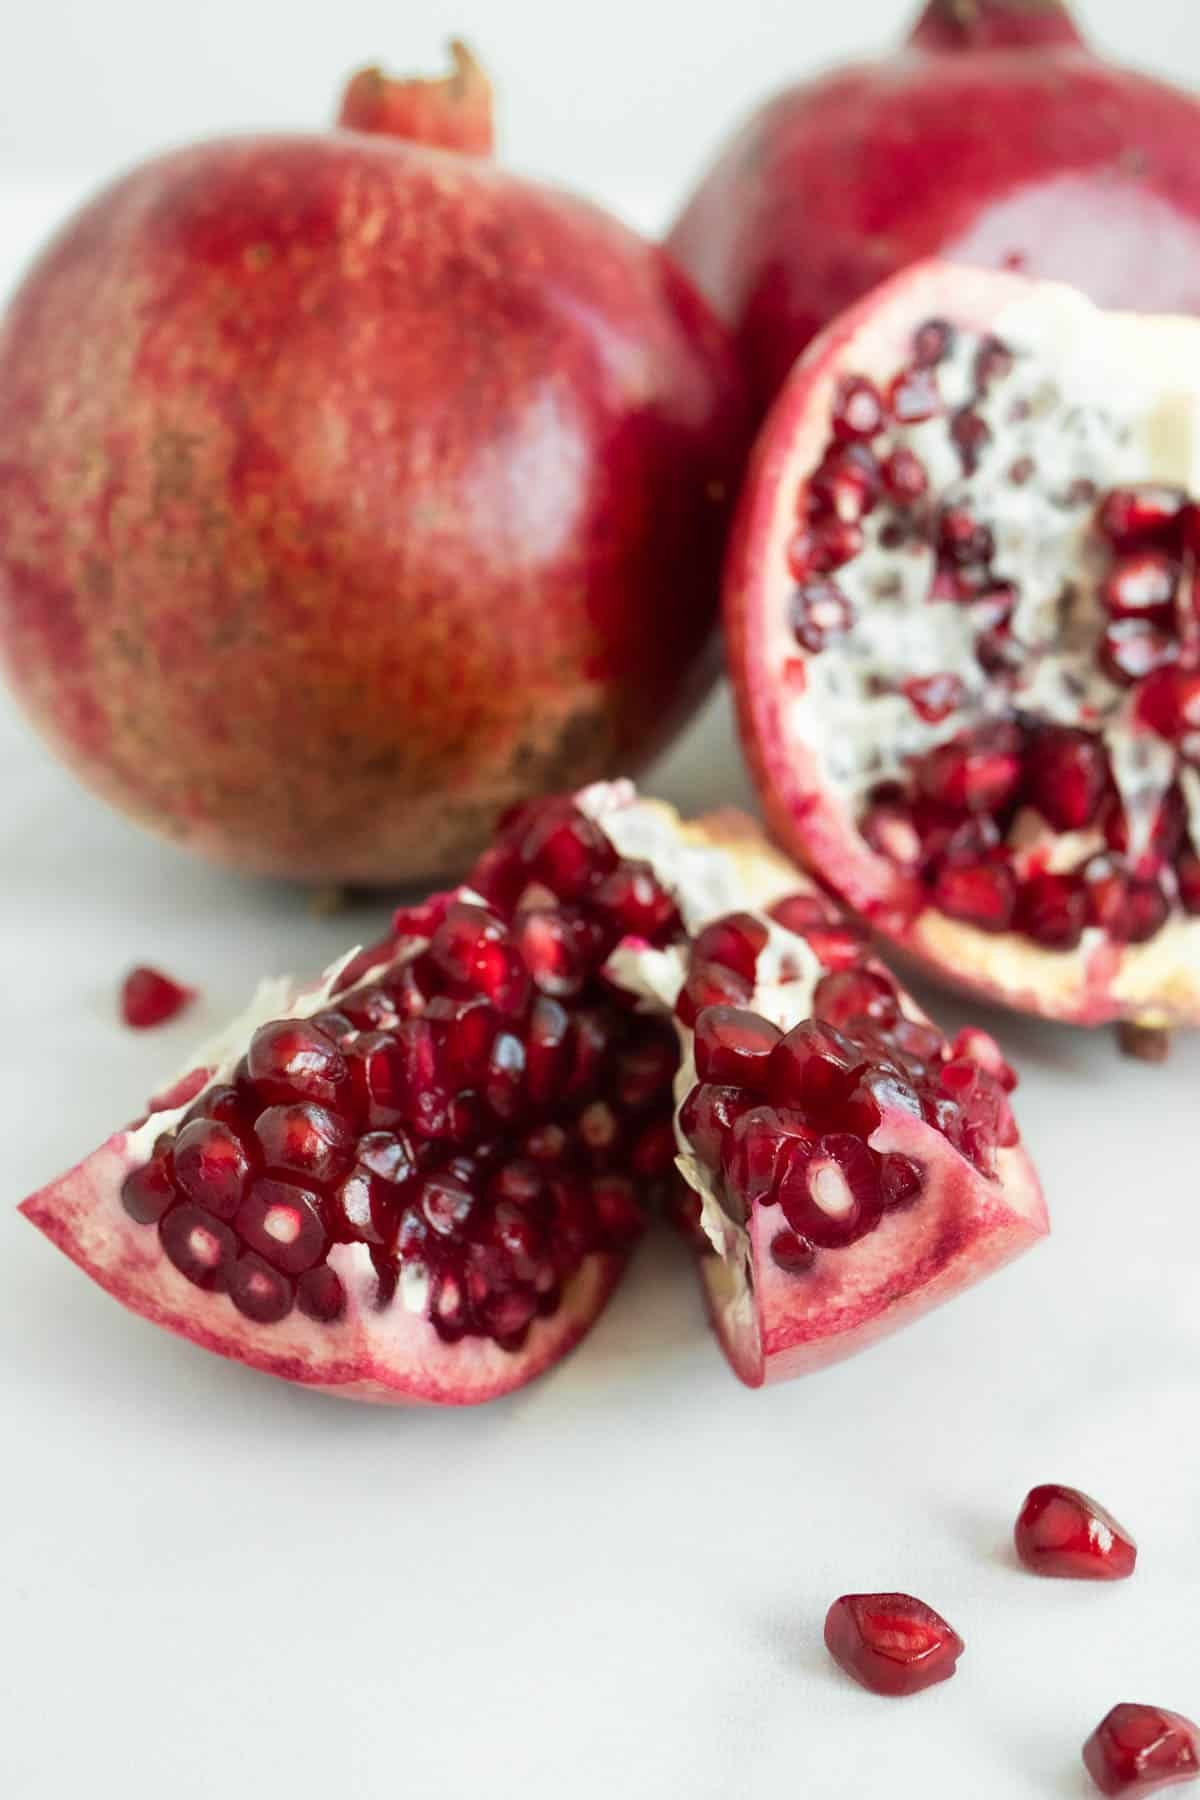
[1083,1704,1200,1796]
[21,785,1046,1402]
[1014,1484,1138,1580]
[725,262,1200,1040]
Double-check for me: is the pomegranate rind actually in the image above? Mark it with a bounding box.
[20,1137,622,1406]
[725,260,1200,1030]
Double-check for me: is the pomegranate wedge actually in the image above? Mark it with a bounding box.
[20,786,1046,1401]
[725,262,1200,1039]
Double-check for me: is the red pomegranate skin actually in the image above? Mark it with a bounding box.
[0,64,747,884]
[668,0,1200,410]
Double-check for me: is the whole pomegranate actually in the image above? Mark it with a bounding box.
[20,785,1043,1402]
[668,0,1200,412]
[0,44,747,884]
[723,260,1200,1039]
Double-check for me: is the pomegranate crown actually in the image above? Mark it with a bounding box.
[909,0,1085,51]
[336,39,494,156]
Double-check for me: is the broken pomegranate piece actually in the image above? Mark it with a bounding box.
[725,261,1200,1038]
[1083,1704,1200,1796]
[823,1592,964,1697]
[21,785,1045,1402]
[120,965,196,1029]
[1015,1484,1137,1580]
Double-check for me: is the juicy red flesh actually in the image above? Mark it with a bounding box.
[120,966,196,1030]
[677,900,1019,1273]
[1014,1484,1138,1580]
[824,1593,964,1697]
[120,800,685,1350]
[1083,1704,1200,1795]
[789,316,1200,953]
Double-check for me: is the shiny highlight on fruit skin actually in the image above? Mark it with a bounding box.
[0,47,747,885]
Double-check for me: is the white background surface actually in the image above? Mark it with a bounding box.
[2,5,1199,1797]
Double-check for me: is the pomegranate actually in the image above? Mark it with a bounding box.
[120,966,196,1030]
[20,785,1045,1402]
[823,1592,964,1697]
[725,261,1200,1038]
[1015,1484,1138,1580]
[668,0,1200,413]
[1083,1704,1200,1796]
[0,43,746,886]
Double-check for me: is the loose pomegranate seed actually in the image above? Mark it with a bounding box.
[1097,484,1188,549]
[791,578,854,650]
[694,1006,782,1088]
[777,1132,882,1248]
[1083,1704,1200,1796]
[808,443,881,522]
[831,374,884,442]
[173,1118,255,1219]
[766,1019,864,1110]
[912,318,954,367]
[1024,727,1109,831]
[933,858,1018,932]
[769,1229,815,1273]
[1101,620,1179,685]
[1015,1484,1137,1580]
[824,1593,964,1697]
[1015,871,1087,950]
[903,672,966,723]
[887,365,940,424]
[881,447,929,504]
[120,965,196,1030]
[692,912,770,980]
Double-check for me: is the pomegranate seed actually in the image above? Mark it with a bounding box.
[1124,877,1170,944]
[419,1170,476,1239]
[933,859,1018,932]
[1097,484,1188,549]
[887,364,940,425]
[159,1203,237,1290]
[766,1019,864,1110]
[1103,550,1178,621]
[590,1174,644,1247]
[804,921,869,969]
[813,967,900,1030]
[341,984,402,1032]
[692,912,770,980]
[791,579,854,651]
[1015,871,1087,950]
[834,1061,922,1140]
[912,317,955,367]
[296,1264,346,1323]
[950,1027,1017,1091]
[808,442,881,523]
[831,374,884,442]
[769,1229,816,1273]
[253,1103,353,1185]
[120,965,195,1029]
[694,1006,781,1088]
[526,995,570,1105]
[973,334,1013,391]
[591,861,681,942]
[951,407,991,472]
[939,507,993,565]
[630,1116,677,1178]
[1136,666,1200,742]
[329,1167,392,1246]
[1083,1704,1199,1796]
[1101,620,1179,685]
[722,1105,816,1217]
[861,802,924,871]
[246,1018,349,1109]
[768,891,834,934]
[228,1253,294,1324]
[1177,848,1200,913]
[518,803,617,900]
[679,1083,756,1170]
[676,959,754,1028]
[916,726,1023,814]
[881,446,929,504]
[173,1118,254,1220]
[777,1132,882,1248]
[235,1176,328,1274]
[1024,727,1109,830]
[824,1593,964,1697]
[880,1153,925,1209]
[1015,1484,1137,1580]
[903,672,966,723]
[121,1157,177,1225]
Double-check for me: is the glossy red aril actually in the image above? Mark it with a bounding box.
[0,47,747,885]
[723,261,1200,1039]
[668,1,1200,415]
[1014,1485,1138,1580]
[120,966,196,1030]
[1083,1705,1200,1796]
[824,1593,964,1697]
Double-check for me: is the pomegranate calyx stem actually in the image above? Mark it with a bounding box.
[336,39,495,157]
[908,0,1086,52]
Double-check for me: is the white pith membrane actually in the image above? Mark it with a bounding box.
[732,262,1200,1027]
[20,782,1046,1400]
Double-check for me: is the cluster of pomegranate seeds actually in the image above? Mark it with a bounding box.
[119,800,686,1348]
[1084,1705,1200,1796]
[1015,1484,1138,1581]
[823,1592,964,1697]
[675,893,1020,1270]
[787,314,1200,952]
[120,965,196,1029]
